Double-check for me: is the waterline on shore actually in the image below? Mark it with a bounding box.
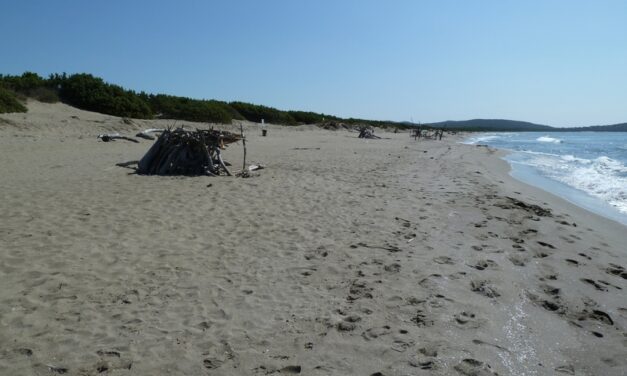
[463,132,627,226]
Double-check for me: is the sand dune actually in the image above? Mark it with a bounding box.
[0,102,625,375]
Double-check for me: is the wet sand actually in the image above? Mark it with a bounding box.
[0,101,625,375]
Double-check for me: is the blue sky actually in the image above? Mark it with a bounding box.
[1,0,626,126]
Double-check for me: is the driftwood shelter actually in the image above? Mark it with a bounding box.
[137,128,241,176]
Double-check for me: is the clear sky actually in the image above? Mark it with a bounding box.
[1,0,626,126]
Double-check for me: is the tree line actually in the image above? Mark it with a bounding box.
[0,72,404,129]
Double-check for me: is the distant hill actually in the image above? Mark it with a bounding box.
[565,123,627,132]
[420,119,627,132]
[421,119,554,132]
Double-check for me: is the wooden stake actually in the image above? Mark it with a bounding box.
[240,123,247,172]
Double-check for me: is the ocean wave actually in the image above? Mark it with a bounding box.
[463,134,501,144]
[520,153,627,214]
[536,136,562,144]
[463,133,518,145]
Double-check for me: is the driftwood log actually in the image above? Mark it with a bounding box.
[136,128,165,140]
[98,133,139,143]
[137,128,240,176]
[358,127,381,139]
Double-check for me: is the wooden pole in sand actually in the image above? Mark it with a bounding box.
[240,123,247,172]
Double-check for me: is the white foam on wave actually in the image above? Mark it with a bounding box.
[536,136,562,144]
[463,134,500,144]
[520,153,627,214]
[463,133,517,145]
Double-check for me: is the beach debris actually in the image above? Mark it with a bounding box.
[115,160,140,170]
[358,127,381,139]
[136,128,165,140]
[235,163,265,178]
[97,133,139,143]
[411,128,444,140]
[137,128,241,176]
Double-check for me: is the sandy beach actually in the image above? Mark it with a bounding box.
[1,101,625,375]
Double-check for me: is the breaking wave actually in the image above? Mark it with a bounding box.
[536,136,562,144]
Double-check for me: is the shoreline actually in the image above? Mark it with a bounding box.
[1,103,625,375]
[461,133,627,228]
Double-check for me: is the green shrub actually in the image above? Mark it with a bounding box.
[58,74,152,118]
[288,111,336,124]
[0,87,27,113]
[230,101,296,125]
[0,72,45,92]
[147,94,234,123]
[27,86,59,103]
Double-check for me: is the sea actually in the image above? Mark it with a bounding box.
[463,132,627,226]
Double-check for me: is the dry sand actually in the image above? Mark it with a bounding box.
[0,101,625,375]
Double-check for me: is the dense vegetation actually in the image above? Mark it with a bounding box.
[229,102,297,125]
[143,94,236,124]
[0,86,27,113]
[0,71,405,128]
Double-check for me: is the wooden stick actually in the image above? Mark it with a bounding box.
[240,123,247,172]
[217,148,232,176]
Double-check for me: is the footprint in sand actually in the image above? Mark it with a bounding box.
[337,314,362,331]
[433,256,455,265]
[508,254,529,267]
[14,348,33,357]
[203,358,224,369]
[580,278,608,291]
[469,259,498,271]
[418,274,443,289]
[559,236,576,244]
[579,309,613,326]
[411,310,434,327]
[470,280,500,298]
[347,280,373,301]
[453,311,483,329]
[384,263,401,273]
[540,284,560,297]
[391,339,415,353]
[362,325,392,340]
[408,346,439,370]
[47,366,69,374]
[606,263,627,280]
[537,241,556,249]
[520,228,538,236]
[454,358,498,376]
[304,246,329,260]
[279,365,302,374]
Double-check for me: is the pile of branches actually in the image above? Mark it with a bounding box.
[137,128,241,176]
[358,126,381,139]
